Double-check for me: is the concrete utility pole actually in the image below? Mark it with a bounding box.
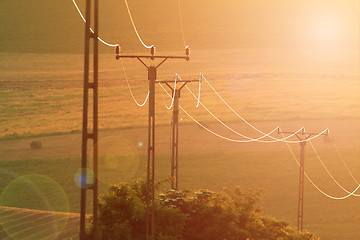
[80,0,99,239]
[116,46,189,240]
[277,128,328,232]
[159,77,200,190]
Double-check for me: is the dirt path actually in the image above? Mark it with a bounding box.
[0,118,359,161]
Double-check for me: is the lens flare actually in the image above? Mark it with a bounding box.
[0,174,70,240]
[98,137,141,185]
[74,168,95,189]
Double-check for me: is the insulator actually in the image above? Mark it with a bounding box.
[151,45,156,55]
[185,45,190,56]
[116,45,120,55]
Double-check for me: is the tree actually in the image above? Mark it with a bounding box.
[91,178,316,240]
[159,187,315,240]
[94,179,185,240]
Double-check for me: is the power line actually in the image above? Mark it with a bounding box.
[200,75,330,143]
[282,133,360,200]
[119,57,149,107]
[330,133,360,185]
[71,0,119,47]
[309,140,360,196]
[124,0,154,49]
[184,83,281,142]
[175,95,358,200]
[195,73,202,108]
[202,75,298,142]
[160,74,178,110]
[177,0,187,48]
[158,84,285,143]
[184,77,327,143]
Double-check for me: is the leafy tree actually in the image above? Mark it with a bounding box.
[90,179,315,240]
[159,187,314,240]
[94,179,185,240]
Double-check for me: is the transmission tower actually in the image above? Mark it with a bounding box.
[277,128,328,231]
[80,0,99,239]
[116,46,190,240]
[159,76,200,190]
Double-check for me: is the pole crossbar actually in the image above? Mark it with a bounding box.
[116,55,189,60]
[116,50,190,240]
[157,80,199,83]
[278,128,328,232]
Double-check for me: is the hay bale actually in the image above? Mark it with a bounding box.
[30,141,42,149]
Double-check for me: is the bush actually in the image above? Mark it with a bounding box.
[91,179,315,240]
[95,179,185,240]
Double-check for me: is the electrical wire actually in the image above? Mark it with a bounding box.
[330,133,360,185]
[282,133,360,200]
[184,83,282,142]
[309,140,360,196]
[202,75,294,141]
[160,76,328,144]
[160,82,298,143]
[71,0,119,47]
[200,75,330,143]
[177,0,187,48]
[183,77,327,143]
[120,58,149,107]
[161,74,178,110]
[195,73,202,108]
[124,0,154,49]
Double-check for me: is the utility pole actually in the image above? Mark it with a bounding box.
[159,76,200,190]
[277,128,328,232]
[80,0,99,239]
[116,46,190,240]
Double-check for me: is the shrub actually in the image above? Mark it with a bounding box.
[91,179,315,240]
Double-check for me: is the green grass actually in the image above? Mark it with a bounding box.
[0,149,359,239]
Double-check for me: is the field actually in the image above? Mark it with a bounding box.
[1,0,360,239]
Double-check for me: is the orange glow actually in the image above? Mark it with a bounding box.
[294,1,359,50]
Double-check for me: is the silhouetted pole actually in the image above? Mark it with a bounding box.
[171,89,180,190]
[278,128,328,232]
[160,77,200,190]
[80,0,99,239]
[116,46,190,240]
[147,65,156,239]
[298,141,305,231]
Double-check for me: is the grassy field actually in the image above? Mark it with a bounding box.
[1,0,359,239]
[0,148,359,239]
[1,49,359,139]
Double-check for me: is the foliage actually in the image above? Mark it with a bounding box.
[94,179,185,240]
[93,179,316,240]
[159,187,314,240]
